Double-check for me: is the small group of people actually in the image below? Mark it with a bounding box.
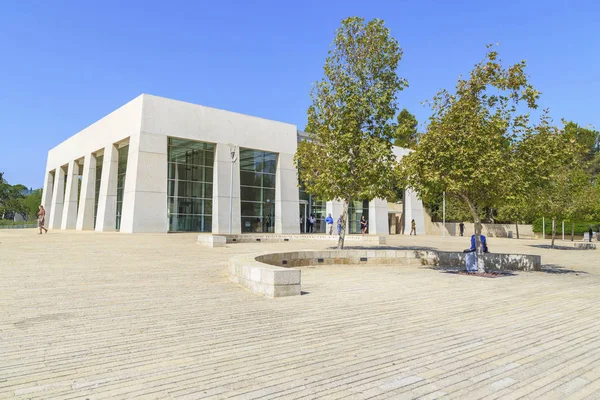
[321,213,369,236]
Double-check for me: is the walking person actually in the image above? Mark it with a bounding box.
[308,214,316,233]
[410,219,416,235]
[459,222,465,237]
[360,215,368,235]
[325,213,334,235]
[37,205,48,235]
[337,215,343,236]
[589,227,593,243]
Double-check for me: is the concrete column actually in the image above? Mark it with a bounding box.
[61,160,80,229]
[48,166,66,229]
[212,143,241,234]
[275,153,300,234]
[120,133,168,233]
[404,188,426,235]
[76,154,96,230]
[368,198,389,235]
[95,144,118,232]
[41,170,55,228]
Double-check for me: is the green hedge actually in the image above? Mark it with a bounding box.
[532,218,600,235]
[0,219,37,226]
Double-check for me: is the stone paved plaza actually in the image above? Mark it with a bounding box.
[1,230,600,399]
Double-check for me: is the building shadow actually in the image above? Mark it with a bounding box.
[424,265,516,277]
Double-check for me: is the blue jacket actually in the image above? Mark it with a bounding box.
[325,216,334,224]
[470,234,488,252]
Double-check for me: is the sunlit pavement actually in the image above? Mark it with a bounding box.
[1,229,599,399]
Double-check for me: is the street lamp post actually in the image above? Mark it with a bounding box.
[228,144,237,234]
[442,191,446,237]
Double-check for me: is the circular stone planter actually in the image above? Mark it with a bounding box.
[229,249,541,298]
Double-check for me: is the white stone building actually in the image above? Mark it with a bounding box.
[42,94,425,235]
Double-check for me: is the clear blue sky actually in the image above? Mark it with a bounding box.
[1,0,599,188]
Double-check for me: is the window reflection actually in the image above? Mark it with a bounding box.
[239,148,277,233]
[167,138,215,232]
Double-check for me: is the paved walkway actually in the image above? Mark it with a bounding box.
[1,230,599,399]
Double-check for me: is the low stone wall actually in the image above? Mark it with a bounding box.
[198,235,226,248]
[426,222,535,238]
[229,249,541,298]
[257,250,541,272]
[202,234,386,245]
[228,255,301,298]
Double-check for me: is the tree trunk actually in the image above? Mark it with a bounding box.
[571,222,575,242]
[463,197,485,273]
[551,217,556,249]
[337,198,350,249]
[515,222,520,239]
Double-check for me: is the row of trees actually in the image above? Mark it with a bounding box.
[0,172,42,222]
[295,17,600,273]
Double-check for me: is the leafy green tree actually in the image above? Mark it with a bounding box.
[516,119,595,247]
[0,172,10,207]
[296,16,407,249]
[534,166,593,248]
[561,121,600,185]
[563,120,599,155]
[424,193,472,223]
[393,108,419,148]
[22,189,43,219]
[401,45,540,272]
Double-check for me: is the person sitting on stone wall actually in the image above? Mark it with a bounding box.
[468,234,489,253]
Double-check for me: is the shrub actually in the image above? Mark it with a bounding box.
[532,218,600,235]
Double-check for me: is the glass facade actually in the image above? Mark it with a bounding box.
[167,137,214,232]
[115,145,129,231]
[93,155,103,228]
[240,148,277,233]
[298,181,326,233]
[349,200,369,234]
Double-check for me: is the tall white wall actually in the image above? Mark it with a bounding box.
[275,153,300,234]
[60,160,80,229]
[404,188,426,235]
[41,170,54,228]
[44,96,143,232]
[48,166,66,229]
[95,144,119,232]
[76,154,96,230]
[119,132,168,233]
[211,144,241,234]
[368,198,389,235]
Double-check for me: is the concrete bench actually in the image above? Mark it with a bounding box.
[228,255,301,298]
[197,235,226,248]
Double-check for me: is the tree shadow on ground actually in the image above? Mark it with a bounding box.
[424,265,516,278]
[528,244,595,251]
[330,245,438,251]
[539,264,588,275]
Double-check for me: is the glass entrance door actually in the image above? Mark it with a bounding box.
[299,201,308,233]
